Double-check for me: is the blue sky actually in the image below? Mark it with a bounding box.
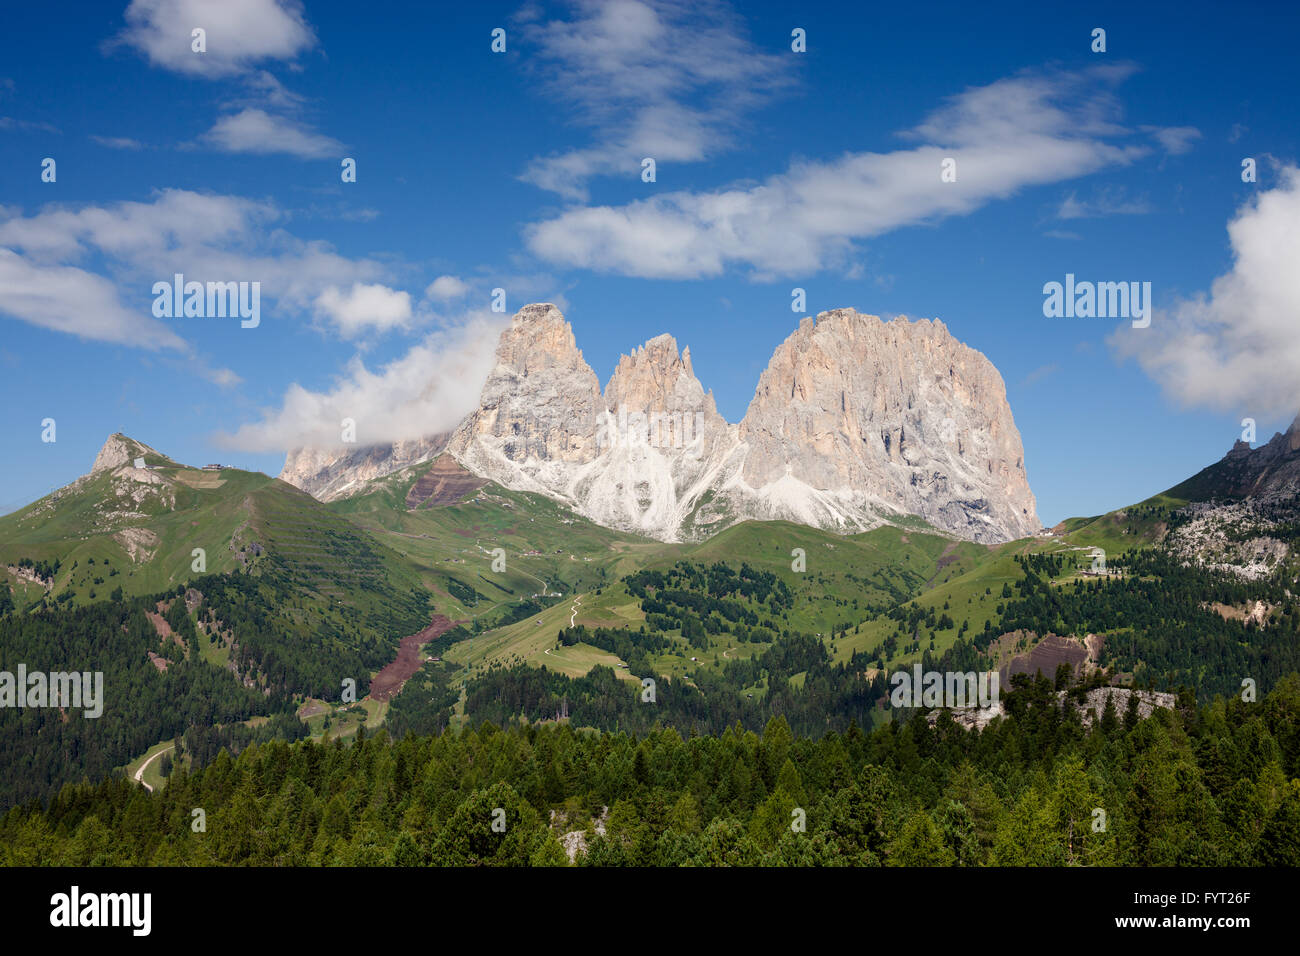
[2,0,1299,526]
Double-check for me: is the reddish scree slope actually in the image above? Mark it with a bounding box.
[368,614,457,701]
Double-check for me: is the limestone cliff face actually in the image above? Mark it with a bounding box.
[445,303,603,493]
[729,310,1039,543]
[574,333,738,537]
[279,434,451,501]
[280,303,1041,544]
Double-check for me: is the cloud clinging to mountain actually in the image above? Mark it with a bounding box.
[212,311,506,452]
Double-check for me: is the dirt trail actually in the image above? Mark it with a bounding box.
[368,615,456,701]
[134,744,174,793]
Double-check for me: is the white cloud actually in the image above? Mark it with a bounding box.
[516,0,792,200]
[314,283,413,338]
[526,67,1151,279]
[425,275,470,301]
[90,135,145,150]
[213,311,507,452]
[200,108,342,159]
[1110,167,1300,416]
[115,0,316,77]
[0,189,389,344]
[0,189,270,264]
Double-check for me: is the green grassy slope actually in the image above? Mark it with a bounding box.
[328,456,672,622]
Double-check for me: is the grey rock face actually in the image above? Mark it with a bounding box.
[91,433,167,474]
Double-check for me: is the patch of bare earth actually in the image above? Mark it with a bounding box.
[146,611,173,640]
[368,615,457,701]
[297,700,328,720]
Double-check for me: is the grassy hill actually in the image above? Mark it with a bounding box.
[436,516,990,693]
[0,450,431,623]
[327,455,672,623]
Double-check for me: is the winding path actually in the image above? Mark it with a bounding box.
[134,744,175,793]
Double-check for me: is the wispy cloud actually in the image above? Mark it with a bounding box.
[515,0,793,200]
[1055,185,1152,220]
[0,247,186,349]
[525,65,1152,279]
[0,116,59,133]
[90,134,145,150]
[1020,363,1059,387]
[1141,124,1201,155]
[0,189,389,348]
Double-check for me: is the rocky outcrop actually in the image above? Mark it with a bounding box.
[405,455,487,509]
[727,310,1038,542]
[1158,417,1300,579]
[1172,411,1300,503]
[931,685,1177,731]
[90,433,169,474]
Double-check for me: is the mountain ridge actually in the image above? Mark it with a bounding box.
[279,303,1041,544]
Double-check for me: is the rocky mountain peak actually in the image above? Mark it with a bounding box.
[604,333,718,421]
[447,305,602,471]
[1179,408,1300,502]
[284,302,1040,544]
[91,433,166,474]
[496,303,589,375]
